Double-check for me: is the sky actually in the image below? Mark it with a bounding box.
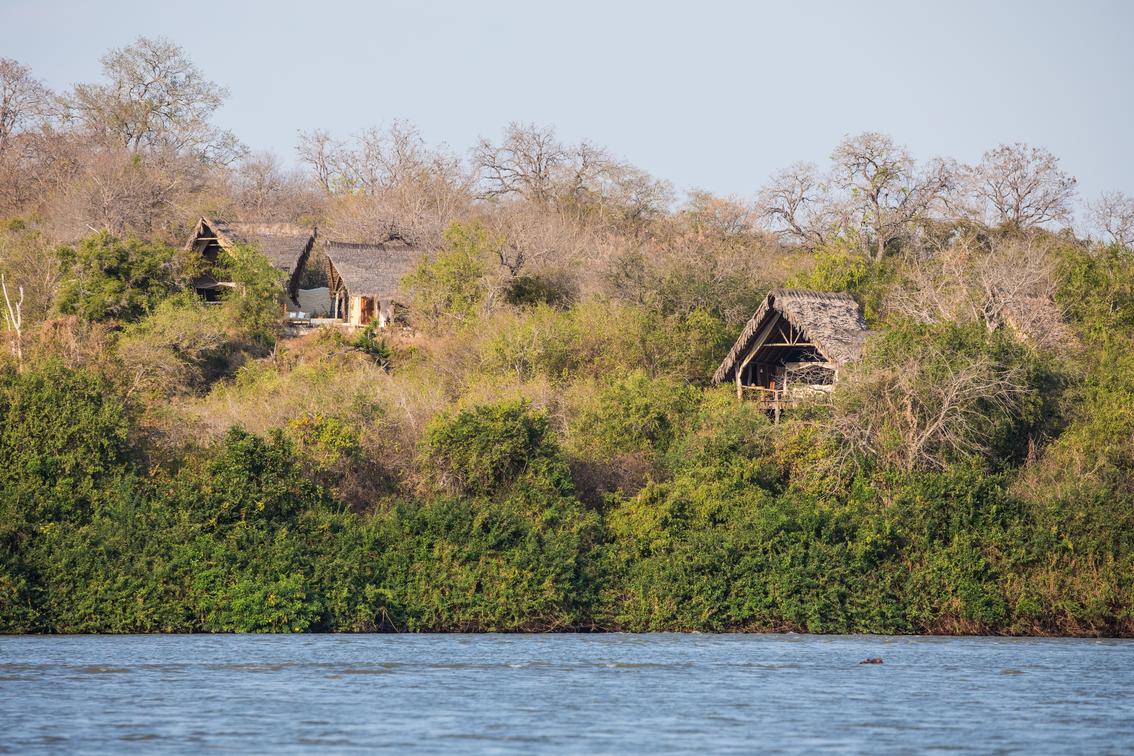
[2,0,1132,206]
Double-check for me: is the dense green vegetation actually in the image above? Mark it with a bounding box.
[2,228,1132,635]
[2,38,1133,635]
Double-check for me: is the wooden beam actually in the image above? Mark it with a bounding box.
[737,314,782,378]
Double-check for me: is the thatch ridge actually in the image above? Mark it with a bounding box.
[189,217,317,276]
[324,239,430,300]
[711,288,868,384]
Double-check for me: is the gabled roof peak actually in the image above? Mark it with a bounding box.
[712,289,868,384]
[186,217,317,276]
[323,237,431,300]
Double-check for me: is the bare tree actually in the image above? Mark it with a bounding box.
[888,237,1067,351]
[311,121,424,194]
[0,222,59,325]
[47,145,205,239]
[969,143,1076,230]
[296,129,338,193]
[1,273,24,368]
[483,204,582,277]
[474,123,567,204]
[0,58,51,157]
[474,123,672,234]
[298,123,467,196]
[229,151,314,221]
[1088,191,1134,249]
[233,151,286,218]
[556,140,610,204]
[756,162,836,247]
[832,342,1029,472]
[0,59,57,217]
[971,239,1066,346]
[683,191,759,239]
[298,122,473,246]
[831,132,951,260]
[595,162,674,228]
[68,36,245,164]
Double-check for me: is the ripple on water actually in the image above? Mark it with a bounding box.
[118,733,161,742]
[75,665,132,674]
[0,634,1132,754]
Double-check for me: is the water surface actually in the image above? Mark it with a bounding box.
[2,634,1132,753]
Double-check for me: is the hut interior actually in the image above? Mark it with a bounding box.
[713,289,868,418]
[185,218,317,307]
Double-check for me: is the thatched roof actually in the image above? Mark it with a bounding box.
[324,240,430,300]
[189,218,316,276]
[712,289,868,384]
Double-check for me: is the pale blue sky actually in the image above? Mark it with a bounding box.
[2,0,1132,205]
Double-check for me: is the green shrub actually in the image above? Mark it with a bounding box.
[348,322,392,364]
[115,295,235,398]
[478,305,578,381]
[0,362,141,632]
[568,369,699,462]
[372,492,601,631]
[0,361,133,523]
[5,223,1134,637]
[832,320,1050,471]
[423,400,565,497]
[1056,243,1134,346]
[215,243,286,346]
[174,426,329,526]
[56,232,194,323]
[403,221,496,327]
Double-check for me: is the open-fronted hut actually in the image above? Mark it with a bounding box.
[712,289,867,415]
[323,239,430,328]
[185,217,317,303]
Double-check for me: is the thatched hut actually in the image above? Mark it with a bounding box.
[323,239,430,328]
[712,289,867,413]
[185,218,317,303]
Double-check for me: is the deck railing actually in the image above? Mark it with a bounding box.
[740,385,796,414]
[741,386,792,400]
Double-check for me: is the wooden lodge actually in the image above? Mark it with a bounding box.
[323,239,430,328]
[185,216,432,330]
[712,289,867,418]
[185,217,317,304]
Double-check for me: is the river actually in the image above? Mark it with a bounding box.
[2,634,1132,753]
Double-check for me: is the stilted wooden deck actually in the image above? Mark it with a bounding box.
[738,385,797,422]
